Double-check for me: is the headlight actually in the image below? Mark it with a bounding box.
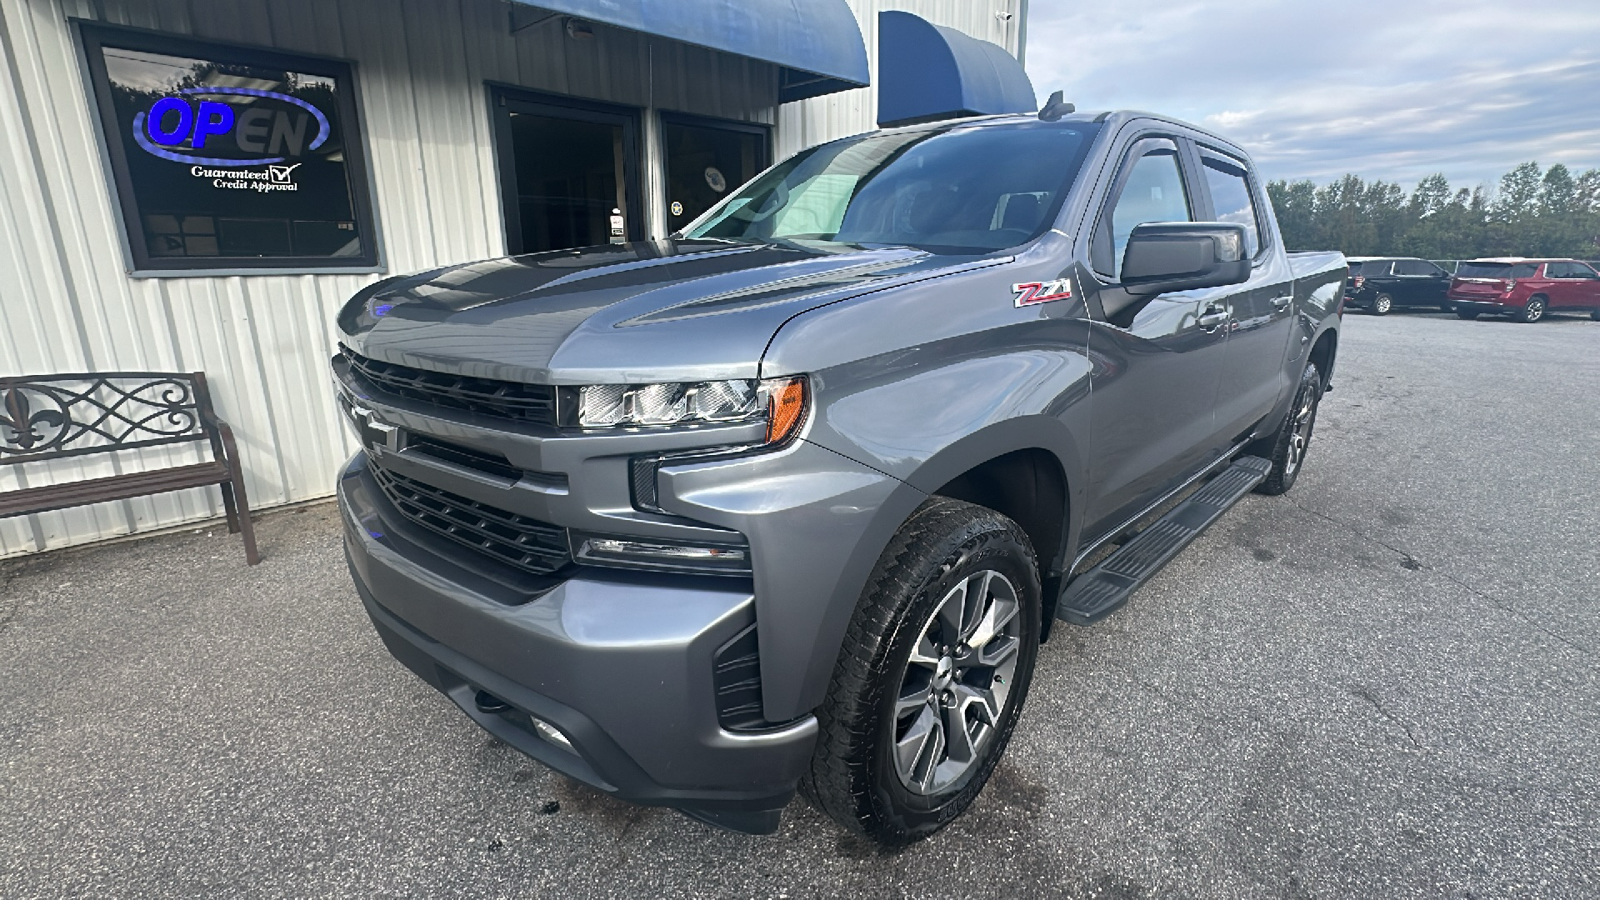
[577,377,807,445]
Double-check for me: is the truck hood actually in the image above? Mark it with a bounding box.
[338,240,1005,384]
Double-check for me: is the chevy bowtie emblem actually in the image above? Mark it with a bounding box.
[347,402,402,452]
[1012,278,1072,307]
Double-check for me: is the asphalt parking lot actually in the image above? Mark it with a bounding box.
[3,311,1598,899]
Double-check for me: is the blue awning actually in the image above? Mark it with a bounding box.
[512,0,870,103]
[876,11,1035,128]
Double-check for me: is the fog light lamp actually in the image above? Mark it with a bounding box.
[571,531,751,576]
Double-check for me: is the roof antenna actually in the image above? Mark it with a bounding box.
[1038,90,1075,122]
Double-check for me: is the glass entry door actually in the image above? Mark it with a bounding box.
[662,114,769,230]
[492,88,641,254]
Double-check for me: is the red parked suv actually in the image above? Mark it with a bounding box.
[1448,258,1600,323]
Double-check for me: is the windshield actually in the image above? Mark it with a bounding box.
[685,121,1101,254]
[1458,262,1538,278]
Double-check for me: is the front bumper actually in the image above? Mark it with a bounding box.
[339,454,817,834]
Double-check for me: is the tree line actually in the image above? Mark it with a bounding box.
[1265,163,1600,260]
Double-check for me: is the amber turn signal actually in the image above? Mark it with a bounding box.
[764,377,807,445]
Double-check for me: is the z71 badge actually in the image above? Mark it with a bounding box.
[1012,278,1072,307]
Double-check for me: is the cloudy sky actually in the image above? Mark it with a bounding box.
[1022,0,1600,191]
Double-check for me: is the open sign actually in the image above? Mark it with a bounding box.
[133,87,331,167]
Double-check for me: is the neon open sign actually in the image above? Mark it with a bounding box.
[132,86,330,167]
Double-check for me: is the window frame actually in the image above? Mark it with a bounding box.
[78,22,381,274]
[1089,135,1200,281]
[1194,145,1271,264]
[658,110,772,234]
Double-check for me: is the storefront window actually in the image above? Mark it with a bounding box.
[662,115,768,229]
[81,26,378,271]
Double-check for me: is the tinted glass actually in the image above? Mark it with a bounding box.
[1458,262,1538,278]
[1104,148,1193,278]
[507,111,627,252]
[85,30,372,267]
[1544,262,1573,277]
[664,119,766,228]
[1201,157,1260,256]
[1361,261,1393,276]
[1571,263,1600,279]
[1394,259,1438,275]
[688,122,1100,254]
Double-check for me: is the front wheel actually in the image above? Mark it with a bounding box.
[801,497,1042,846]
[1371,293,1394,315]
[1254,362,1323,495]
[1519,296,1548,323]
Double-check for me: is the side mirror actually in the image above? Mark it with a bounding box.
[1120,222,1252,295]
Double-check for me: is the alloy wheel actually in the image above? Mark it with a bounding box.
[1285,387,1318,476]
[1525,298,1546,322]
[891,569,1022,795]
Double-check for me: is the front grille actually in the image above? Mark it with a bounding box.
[371,464,571,576]
[342,347,557,427]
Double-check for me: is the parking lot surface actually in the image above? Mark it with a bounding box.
[3,312,1598,899]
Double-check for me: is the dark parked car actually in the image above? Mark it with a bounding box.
[1343,257,1452,314]
[1449,258,1600,322]
[332,109,1345,845]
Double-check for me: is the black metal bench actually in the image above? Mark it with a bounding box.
[0,371,259,564]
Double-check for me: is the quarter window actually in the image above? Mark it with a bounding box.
[81,26,378,271]
[1200,156,1261,257]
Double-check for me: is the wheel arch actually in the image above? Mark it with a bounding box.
[1308,327,1338,389]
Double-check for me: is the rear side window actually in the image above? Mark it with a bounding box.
[1357,261,1392,276]
[1544,262,1573,278]
[1394,259,1438,275]
[1458,262,1538,278]
[1200,156,1261,257]
[1094,145,1193,279]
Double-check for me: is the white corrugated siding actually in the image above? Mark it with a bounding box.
[0,0,1020,558]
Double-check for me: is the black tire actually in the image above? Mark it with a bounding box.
[1254,363,1323,495]
[801,497,1042,846]
[1456,308,1480,320]
[1591,308,1599,322]
[1519,295,1548,323]
[1439,301,1455,313]
[1371,293,1393,315]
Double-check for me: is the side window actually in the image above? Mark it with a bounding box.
[1200,156,1261,257]
[1093,144,1193,279]
[1544,262,1570,278]
[1574,263,1600,280]
[1364,261,1393,277]
[1395,260,1433,276]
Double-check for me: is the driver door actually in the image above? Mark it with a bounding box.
[1081,136,1234,539]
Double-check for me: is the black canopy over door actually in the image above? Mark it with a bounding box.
[492,87,642,254]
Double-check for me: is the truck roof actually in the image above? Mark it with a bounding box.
[871,109,1253,162]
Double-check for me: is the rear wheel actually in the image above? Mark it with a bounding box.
[1456,307,1480,320]
[802,497,1041,846]
[1255,363,1323,496]
[1519,295,1548,323]
[1371,293,1393,315]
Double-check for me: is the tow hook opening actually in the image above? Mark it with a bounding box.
[474,689,512,714]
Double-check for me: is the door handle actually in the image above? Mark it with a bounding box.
[1198,305,1229,329]
[1270,295,1293,310]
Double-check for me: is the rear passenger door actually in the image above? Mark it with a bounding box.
[1545,262,1598,309]
[1195,146,1297,449]
[1393,259,1449,306]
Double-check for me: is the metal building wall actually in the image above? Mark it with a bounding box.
[777,0,1027,159]
[0,0,778,557]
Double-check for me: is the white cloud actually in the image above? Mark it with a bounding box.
[1023,0,1600,189]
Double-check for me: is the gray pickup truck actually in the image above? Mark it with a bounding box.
[333,108,1345,845]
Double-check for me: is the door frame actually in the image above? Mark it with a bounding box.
[487,84,645,254]
[656,110,772,233]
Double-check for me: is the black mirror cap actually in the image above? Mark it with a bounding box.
[1121,222,1252,295]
